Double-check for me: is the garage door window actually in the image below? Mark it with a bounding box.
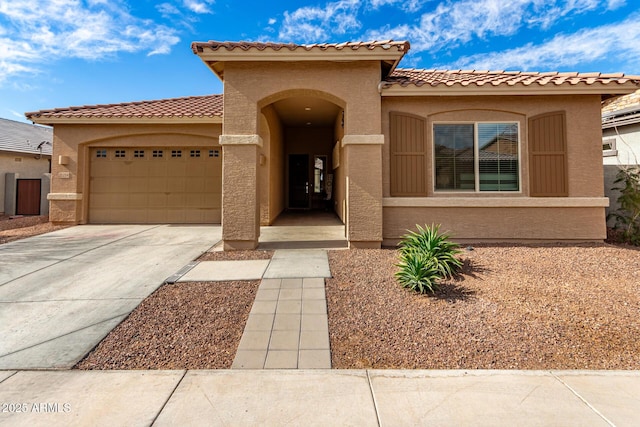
[134,150,145,158]
[171,150,182,158]
[115,149,126,158]
[96,149,107,158]
[190,150,201,157]
[152,150,163,158]
[209,149,220,158]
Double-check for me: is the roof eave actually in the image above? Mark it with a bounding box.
[381,83,640,97]
[27,116,223,126]
[602,115,640,129]
[0,148,52,157]
[193,45,408,81]
[194,49,407,62]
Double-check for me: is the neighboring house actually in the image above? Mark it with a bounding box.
[0,117,52,216]
[26,40,640,249]
[601,89,640,225]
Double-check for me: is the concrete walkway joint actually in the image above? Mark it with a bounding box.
[232,277,331,369]
[1,370,639,426]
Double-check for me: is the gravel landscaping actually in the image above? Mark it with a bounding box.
[76,280,259,369]
[197,249,274,261]
[0,215,68,244]
[73,241,640,371]
[326,244,640,370]
[8,213,637,370]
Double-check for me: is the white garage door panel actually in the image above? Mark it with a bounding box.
[89,147,221,224]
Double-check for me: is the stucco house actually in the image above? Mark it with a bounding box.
[25,40,640,249]
[601,89,640,224]
[0,117,52,216]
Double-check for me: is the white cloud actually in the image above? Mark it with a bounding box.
[369,0,427,12]
[607,0,626,9]
[157,3,181,17]
[445,14,640,71]
[268,18,277,25]
[365,0,615,53]
[9,109,25,119]
[275,0,615,47]
[279,0,362,42]
[0,0,180,85]
[183,0,215,14]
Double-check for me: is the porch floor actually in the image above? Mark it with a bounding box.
[258,211,346,250]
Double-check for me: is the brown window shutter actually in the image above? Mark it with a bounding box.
[528,111,568,197]
[390,112,427,196]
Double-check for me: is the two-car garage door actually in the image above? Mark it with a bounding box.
[89,147,221,224]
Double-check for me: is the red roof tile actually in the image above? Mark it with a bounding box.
[385,69,640,88]
[26,94,223,121]
[26,69,640,124]
[192,40,410,54]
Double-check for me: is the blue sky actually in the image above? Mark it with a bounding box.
[1,0,639,123]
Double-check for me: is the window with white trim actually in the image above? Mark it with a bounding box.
[434,122,520,192]
[602,137,617,157]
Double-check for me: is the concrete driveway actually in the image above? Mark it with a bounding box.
[0,224,221,369]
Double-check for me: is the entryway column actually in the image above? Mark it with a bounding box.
[220,134,262,250]
[342,134,384,249]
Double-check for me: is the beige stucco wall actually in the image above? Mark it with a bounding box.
[383,205,605,245]
[343,138,384,247]
[221,142,260,249]
[380,94,607,242]
[221,60,384,247]
[223,61,381,135]
[1,153,51,214]
[333,113,346,222]
[48,122,221,224]
[259,107,281,225]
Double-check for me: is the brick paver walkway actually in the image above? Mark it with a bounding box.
[232,277,331,369]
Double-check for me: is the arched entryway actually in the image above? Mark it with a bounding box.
[259,92,346,227]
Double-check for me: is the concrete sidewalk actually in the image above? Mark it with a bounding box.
[0,369,638,426]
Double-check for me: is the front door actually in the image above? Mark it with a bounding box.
[289,154,309,208]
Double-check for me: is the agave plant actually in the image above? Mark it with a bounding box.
[395,251,442,293]
[395,224,462,294]
[397,224,462,279]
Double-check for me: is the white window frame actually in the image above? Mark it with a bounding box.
[432,121,522,194]
[602,137,618,157]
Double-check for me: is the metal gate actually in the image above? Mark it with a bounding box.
[16,179,41,215]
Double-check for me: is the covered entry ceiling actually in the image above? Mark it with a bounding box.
[272,96,341,127]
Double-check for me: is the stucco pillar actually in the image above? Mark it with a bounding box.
[343,134,384,249]
[40,173,51,217]
[4,173,17,215]
[220,134,262,250]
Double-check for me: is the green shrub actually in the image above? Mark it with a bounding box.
[395,251,442,294]
[608,166,640,246]
[395,224,462,294]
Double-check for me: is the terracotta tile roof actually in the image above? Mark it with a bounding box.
[26,94,223,122]
[192,40,410,54]
[0,117,52,156]
[386,69,640,88]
